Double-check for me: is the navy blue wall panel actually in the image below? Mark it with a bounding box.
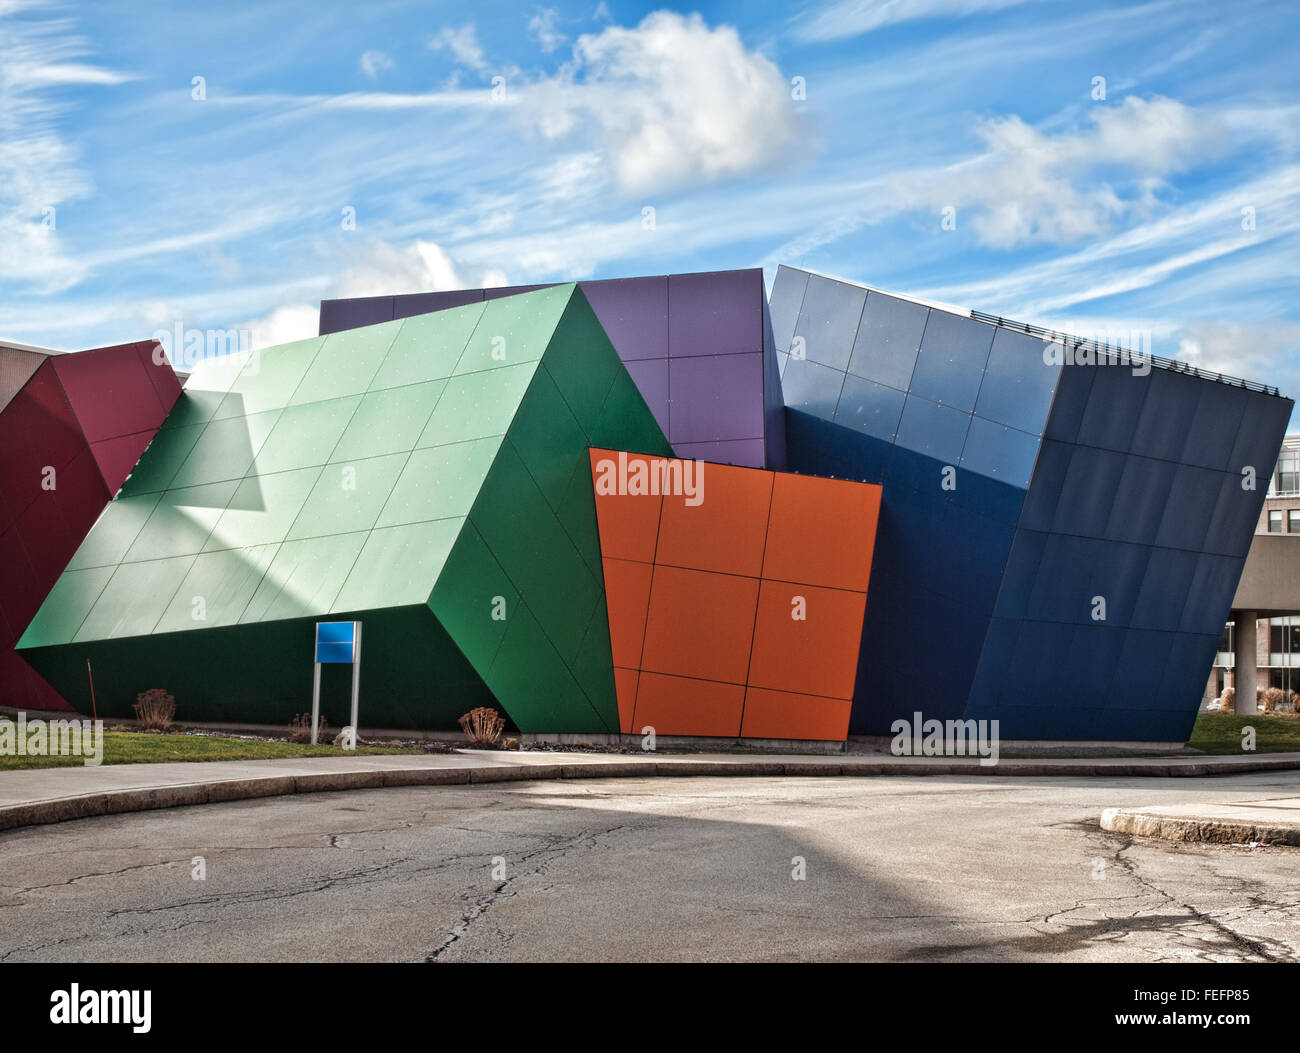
[775,265,1291,742]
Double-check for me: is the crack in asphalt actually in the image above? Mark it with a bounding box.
[421,822,631,962]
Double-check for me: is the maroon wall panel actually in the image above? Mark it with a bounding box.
[1,341,183,712]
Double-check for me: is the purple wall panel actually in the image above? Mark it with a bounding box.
[672,439,766,467]
[393,289,485,316]
[668,352,765,447]
[622,358,670,435]
[580,276,669,360]
[667,270,763,358]
[317,268,784,470]
[319,296,394,334]
[484,284,547,300]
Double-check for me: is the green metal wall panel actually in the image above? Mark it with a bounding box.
[20,284,674,733]
[287,454,408,539]
[155,544,279,632]
[331,518,463,611]
[369,301,485,390]
[250,396,360,474]
[454,286,571,375]
[65,492,161,571]
[290,320,401,405]
[240,531,368,623]
[22,604,497,730]
[331,381,445,461]
[427,520,518,673]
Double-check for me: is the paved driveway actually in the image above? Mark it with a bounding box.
[1,772,1298,962]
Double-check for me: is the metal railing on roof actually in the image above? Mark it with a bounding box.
[970,309,1285,398]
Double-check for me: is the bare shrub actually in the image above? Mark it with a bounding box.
[288,713,328,744]
[459,707,505,746]
[133,688,175,730]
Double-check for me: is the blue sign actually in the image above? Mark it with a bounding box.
[315,621,357,664]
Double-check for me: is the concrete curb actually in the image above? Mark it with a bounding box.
[1100,806,1300,847]
[2,751,1300,836]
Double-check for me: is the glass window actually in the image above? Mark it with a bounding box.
[1269,510,1283,532]
[1289,510,1300,533]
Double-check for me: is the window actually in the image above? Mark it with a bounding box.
[1273,452,1300,496]
[1269,510,1283,532]
[1289,510,1300,533]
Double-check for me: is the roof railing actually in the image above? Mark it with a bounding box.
[969,309,1284,398]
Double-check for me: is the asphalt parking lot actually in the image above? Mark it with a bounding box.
[2,771,1298,962]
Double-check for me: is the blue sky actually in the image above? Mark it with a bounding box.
[2,0,1298,413]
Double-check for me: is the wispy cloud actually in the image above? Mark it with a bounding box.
[0,4,136,292]
[528,8,566,53]
[359,49,394,78]
[428,23,488,71]
[793,0,1038,43]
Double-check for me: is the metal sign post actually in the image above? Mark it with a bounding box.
[312,621,362,749]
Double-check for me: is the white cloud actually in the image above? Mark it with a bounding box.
[1173,320,1300,384]
[359,49,394,78]
[0,7,135,292]
[526,12,804,195]
[236,239,510,351]
[239,303,320,351]
[893,95,1222,249]
[794,0,1037,43]
[529,9,566,53]
[428,23,487,72]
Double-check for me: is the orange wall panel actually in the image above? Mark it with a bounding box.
[592,447,882,743]
[589,448,663,563]
[614,666,639,734]
[641,565,759,684]
[654,461,772,577]
[602,557,654,668]
[748,580,867,700]
[633,672,745,738]
[762,472,880,591]
[740,687,852,742]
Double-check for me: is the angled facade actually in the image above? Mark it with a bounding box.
[4,263,1290,746]
[320,269,787,471]
[591,448,880,741]
[0,340,182,711]
[19,286,675,731]
[769,265,1292,741]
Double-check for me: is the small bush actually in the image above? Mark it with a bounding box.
[133,688,175,730]
[501,737,520,751]
[1220,687,1235,714]
[1262,687,1286,713]
[459,707,505,746]
[288,713,328,744]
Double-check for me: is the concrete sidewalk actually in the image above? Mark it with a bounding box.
[1102,796,1300,846]
[3,748,1300,835]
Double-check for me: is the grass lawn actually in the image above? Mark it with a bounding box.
[0,730,421,771]
[1188,712,1300,755]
